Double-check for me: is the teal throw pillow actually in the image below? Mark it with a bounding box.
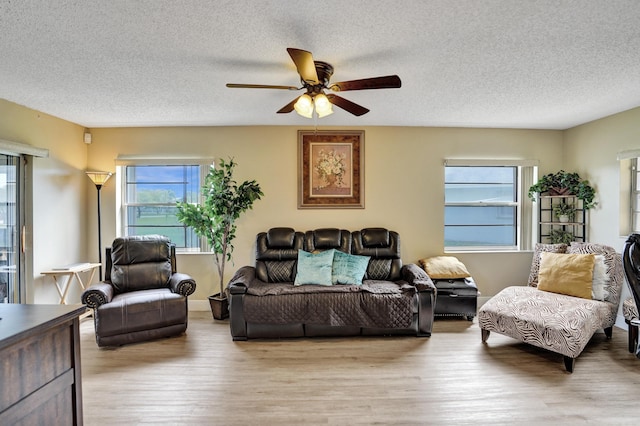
[294,249,335,286]
[332,250,371,285]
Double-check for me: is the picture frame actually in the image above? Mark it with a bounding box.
[298,130,364,209]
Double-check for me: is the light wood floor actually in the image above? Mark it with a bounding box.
[79,312,640,425]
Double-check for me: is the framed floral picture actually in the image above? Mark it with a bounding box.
[298,130,364,209]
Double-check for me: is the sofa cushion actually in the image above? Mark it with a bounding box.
[305,228,351,252]
[332,251,370,285]
[294,249,335,286]
[528,243,568,287]
[419,256,471,279]
[537,252,595,299]
[110,235,172,293]
[568,242,623,305]
[592,255,608,301]
[361,228,390,247]
[267,227,297,248]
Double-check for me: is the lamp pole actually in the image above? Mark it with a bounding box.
[86,171,112,281]
[95,182,104,280]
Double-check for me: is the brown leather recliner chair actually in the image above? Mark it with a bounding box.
[81,235,196,347]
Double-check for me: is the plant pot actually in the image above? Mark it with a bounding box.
[549,187,572,196]
[559,215,570,223]
[208,293,229,320]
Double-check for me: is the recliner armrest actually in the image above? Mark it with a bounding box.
[81,282,114,309]
[169,273,196,296]
[402,263,436,292]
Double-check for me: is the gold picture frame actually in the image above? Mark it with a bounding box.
[298,130,364,209]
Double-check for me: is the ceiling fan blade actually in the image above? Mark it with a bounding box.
[287,48,320,85]
[226,83,299,90]
[326,94,369,116]
[276,98,298,114]
[329,75,401,92]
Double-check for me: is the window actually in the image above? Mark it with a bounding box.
[617,150,640,236]
[118,159,212,252]
[444,160,537,251]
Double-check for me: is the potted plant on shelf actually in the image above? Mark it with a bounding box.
[552,202,575,223]
[176,158,263,320]
[527,170,597,209]
[548,229,574,244]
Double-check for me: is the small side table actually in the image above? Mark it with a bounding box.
[41,262,101,304]
[433,277,479,321]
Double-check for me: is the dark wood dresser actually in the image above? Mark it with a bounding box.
[0,304,85,425]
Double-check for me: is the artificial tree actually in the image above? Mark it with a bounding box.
[176,158,263,319]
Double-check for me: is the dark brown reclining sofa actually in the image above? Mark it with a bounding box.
[227,227,436,340]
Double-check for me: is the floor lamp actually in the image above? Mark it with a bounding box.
[86,171,112,281]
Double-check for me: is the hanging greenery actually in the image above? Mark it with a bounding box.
[528,170,597,209]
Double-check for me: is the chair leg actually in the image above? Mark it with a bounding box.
[481,328,490,343]
[563,356,575,373]
[604,326,613,339]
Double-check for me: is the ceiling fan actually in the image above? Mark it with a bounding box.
[226,48,401,117]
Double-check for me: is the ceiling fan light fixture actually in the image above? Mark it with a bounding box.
[294,94,313,118]
[314,93,333,117]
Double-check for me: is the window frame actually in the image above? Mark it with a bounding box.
[115,157,214,253]
[630,158,640,232]
[443,159,538,252]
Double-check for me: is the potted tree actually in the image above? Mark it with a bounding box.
[527,170,597,209]
[176,158,263,320]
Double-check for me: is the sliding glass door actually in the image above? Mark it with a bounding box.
[0,154,21,303]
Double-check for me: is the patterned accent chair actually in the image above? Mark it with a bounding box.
[81,235,196,347]
[478,242,623,373]
[622,234,640,358]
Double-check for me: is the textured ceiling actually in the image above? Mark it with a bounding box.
[1,0,639,129]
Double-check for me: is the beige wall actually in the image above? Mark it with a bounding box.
[564,106,640,250]
[6,97,637,308]
[564,106,640,311]
[0,99,88,303]
[90,125,564,301]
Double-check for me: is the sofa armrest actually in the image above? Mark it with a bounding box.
[227,266,257,295]
[402,263,436,337]
[81,282,114,309]
[402,263,436,292]
[227,266,256,341]
[169,273,196,296]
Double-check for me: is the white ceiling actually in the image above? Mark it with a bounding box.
[1,0,640,130]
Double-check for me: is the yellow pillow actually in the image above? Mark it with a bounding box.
[537,252,595,299]
[419,256,471,279]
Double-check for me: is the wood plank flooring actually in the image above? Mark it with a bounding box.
[79,313,640,425]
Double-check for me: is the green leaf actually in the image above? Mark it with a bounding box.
[175,158,263,294]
